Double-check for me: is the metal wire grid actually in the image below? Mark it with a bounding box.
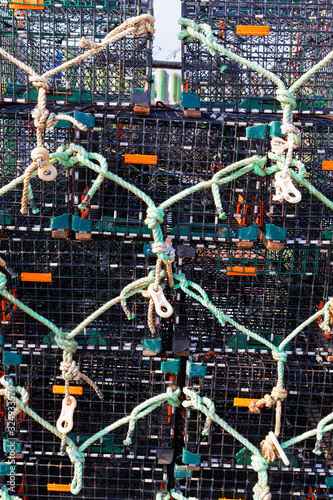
[0,0,153,104]
[2,350,177,456]
[173,241,332,354]
[181,1,333,112]
[1,457,168,499]
[178,353,333,500]
[0,236,175,349]
[1,108,333,242]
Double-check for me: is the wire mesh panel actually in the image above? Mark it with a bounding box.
[179,353,333,500]
[0,0,153,104]
[2,350,177,455]
[173,241,333,354]
[1,236,176,350]
[67,109,269,242]
[181,0,333,112]
[2,108,333,243]
[0,106,72,230]
[1,349,177,498]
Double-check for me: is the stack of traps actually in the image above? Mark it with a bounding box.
[1,0,333,499]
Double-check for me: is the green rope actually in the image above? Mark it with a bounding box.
[0,488,21,500]
[0,376,180,496]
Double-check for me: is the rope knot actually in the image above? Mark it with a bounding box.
[251,455,268,472]
[271,350,288,363]
[252,155,267,177]
[29,75,50,91]
[151,241,175,262]
[275,88,297,110]
[0,272,7,289]
[253,483,272,500]
[260,434,278,463]
[54,331,78,354]
[60,360,81,381]
[166,386,181,408]
[145,207,164,230]
[66,447,85,464]
[271,387,287,401]
[131,14,156,36]
[280,123,301,148]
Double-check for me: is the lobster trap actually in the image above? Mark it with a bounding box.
[172,240,333,355]
[181,0,333,112]
[0,0,153,104]
[176,353,333,500]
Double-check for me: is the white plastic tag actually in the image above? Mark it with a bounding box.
[56,396,77,434]
[148,284,173,318]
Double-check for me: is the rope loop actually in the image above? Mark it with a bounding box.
[145,206,164,230]
[151,242,175,262]
[271,350,288,363]
[275,88,297,110]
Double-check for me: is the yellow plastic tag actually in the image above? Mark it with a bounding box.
[236,25,270,36]
[53,385,83,395]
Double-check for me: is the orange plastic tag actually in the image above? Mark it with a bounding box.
[227,266,257,276]
[125,154,157,165]
[53,385,83,395]
[47,484,71,492]
[234,398,260,407]
[9,0,43,9]
[322,161,333,170]
[236,25,270,36]
[219,498,243,500]
[21,273,52,282]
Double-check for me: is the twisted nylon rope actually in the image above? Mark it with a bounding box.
[0,14,155,213]
[0,488,21,500]
[177,18,333,204]
[0,375,180,495]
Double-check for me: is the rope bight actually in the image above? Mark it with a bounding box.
[1,13,333,500]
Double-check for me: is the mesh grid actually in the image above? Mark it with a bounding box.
[181,0,333,112]
[0,0,153,104]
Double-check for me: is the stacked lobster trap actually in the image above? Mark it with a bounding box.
[1,1,333,500]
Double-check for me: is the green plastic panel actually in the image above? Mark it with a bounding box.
[161,359,181,374]
[182,448,201,466]
[186,361,207,377]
